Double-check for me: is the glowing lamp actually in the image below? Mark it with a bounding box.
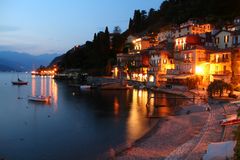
[196,66,204,75]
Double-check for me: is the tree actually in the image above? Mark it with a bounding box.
[148,8,156,18]
[113,26,121,34]
[128,18,133,30]
[112,34,125,52]
[207,80,233,97]
[105,26,110,51]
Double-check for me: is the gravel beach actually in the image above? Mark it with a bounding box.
[116,101,238,160]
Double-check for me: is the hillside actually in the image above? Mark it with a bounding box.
[0,51,59,71]
[49,0,240,75]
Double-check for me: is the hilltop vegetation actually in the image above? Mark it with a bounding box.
[50,0,240,75]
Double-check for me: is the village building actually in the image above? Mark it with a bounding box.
[209,50,232,83]
[115,17,240,88]
[213,30,232,49]
[174,19,212,38]
[147,49,174,87]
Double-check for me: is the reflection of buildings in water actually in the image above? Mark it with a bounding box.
[156,96,170,117]
[157,107,170,117]
[126,89,151,141]
[150,94,171,117]
[31,75,58,111]
[31,75,36,96]
[113,97,120,116]
[40,76,47,96]
[51,79,58,111]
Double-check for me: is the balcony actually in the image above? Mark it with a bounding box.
[211,58,230,63]
[148,67,159,73]
[167,69,180,75]
[174,54,192,63]
[212,70,231,76]
[198,57,208,62]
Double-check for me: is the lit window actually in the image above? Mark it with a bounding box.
[176,39,178,45]
[224,35,229,43]
[149,75,154,82]
[216,55,219,63]
[163,59,167,64]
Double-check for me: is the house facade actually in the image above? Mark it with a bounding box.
[214,30,232,49]
[114,17,240,88]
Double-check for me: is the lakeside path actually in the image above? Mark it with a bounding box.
[116,101,238,160]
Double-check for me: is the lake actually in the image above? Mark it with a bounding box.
[0,72,187,160]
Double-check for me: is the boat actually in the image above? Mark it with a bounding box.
[79,85,92,90]
[28,95,51,103]
[220,114,240,126]
[12,78,28,85]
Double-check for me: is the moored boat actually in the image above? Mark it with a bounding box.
[79,85,92,90]
[28,95,51,103]
[12,78,28,85]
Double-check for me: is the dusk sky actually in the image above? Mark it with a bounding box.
[0,0,163,55]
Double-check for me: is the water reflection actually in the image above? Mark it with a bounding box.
[127,89,151,141]
[50,78,58,111]
[31,75,36,96]
[31,75,58,110]
[0,73,191,160]
[114,97,120,116]
[126,89,184,141]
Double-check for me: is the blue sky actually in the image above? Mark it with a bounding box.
[0,0,163,55]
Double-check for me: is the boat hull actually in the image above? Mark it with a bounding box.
[12,81,28,85]
[28,96,51,103]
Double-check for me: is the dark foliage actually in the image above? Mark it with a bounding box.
[50,0,240,75]
[128,0,240,33]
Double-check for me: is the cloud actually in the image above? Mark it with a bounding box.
[0,25,20,32]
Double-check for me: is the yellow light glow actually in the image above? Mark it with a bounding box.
[196,66,204,75]
[114,67,118,78]
[149,75,154,82]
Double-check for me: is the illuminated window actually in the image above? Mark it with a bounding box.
[163,59,167,64]
[216,55,219,63]
[149,75,154,82]
[215,66,218,74]
[224,35,229,43]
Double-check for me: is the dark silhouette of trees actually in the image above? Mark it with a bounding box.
[113,26,121,34]
[50,0,240,75]
[207,80,233,97]
[127,0,240,34]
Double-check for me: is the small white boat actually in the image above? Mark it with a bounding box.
[79,85,91,90]
[28,95,51,103]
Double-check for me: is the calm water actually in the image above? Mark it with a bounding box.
[0,73,187,160]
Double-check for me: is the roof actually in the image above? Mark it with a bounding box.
[213,30,232,37]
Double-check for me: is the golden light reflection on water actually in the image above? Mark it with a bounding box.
[156,96,170,117]
[51,78,58,111]
[31,76,58,111]
[126,89,172,141]
[127,89,150,141]
[31,75,36,96]
[114,97,120,116]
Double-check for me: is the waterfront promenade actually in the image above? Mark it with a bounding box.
[116,97,238,160]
